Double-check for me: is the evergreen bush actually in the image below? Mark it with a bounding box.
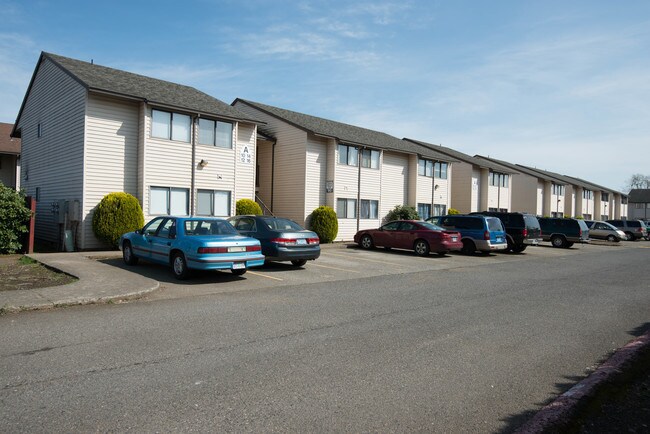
[448,208,460,215]
[236,198,262,216]
[309,206,338,243]
[92,192,144,248]
[0,183,32,253]
[384,205,419,223]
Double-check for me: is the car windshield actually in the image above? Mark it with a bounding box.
[263,218,304,231]
[184,219,238,236]
[419,221,445,231]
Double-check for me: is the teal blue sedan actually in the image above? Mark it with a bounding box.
[119,216,265,279]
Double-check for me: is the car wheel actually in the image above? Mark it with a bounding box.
[566,242,574,248]
[413,239,430,256]
[172,252,190,280]
[291,259,307,267]
[461,239,476,255]
[511,244,527,253]
[606,234,618,242]
[122,241,138,265]
[360,234,374,249]
[231,268,247,276]
[550,235,566,248]
[506,238,515,253]
[625,232,635,241]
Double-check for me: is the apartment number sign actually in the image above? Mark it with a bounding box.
[240,146,252,163]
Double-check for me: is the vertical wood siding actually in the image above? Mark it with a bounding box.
[83,94,139,249]
[17,58,86,246]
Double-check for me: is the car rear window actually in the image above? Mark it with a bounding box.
[455,217,484,230]
[185,219,238,235]
[420,222,445,231]
[627,221,641,228]
[487,218,503,231]
[523,215,540,228]
[263,218,304,231]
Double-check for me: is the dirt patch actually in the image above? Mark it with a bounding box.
[0,255,77,291]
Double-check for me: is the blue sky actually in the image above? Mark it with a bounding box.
[1,0,649,191]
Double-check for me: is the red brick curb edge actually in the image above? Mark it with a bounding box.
[515,331,650,433]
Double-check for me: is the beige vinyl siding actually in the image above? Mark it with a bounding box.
[487,185,500,210]
[449,162,474,213]
[510,173,537,214]
[381,151,408,218]
[305,135,327,219]
[233,122,256,210]
[325,140,337,209]
[334,155,359,241]
[142,107,193,219]
[233,101,307,224]
[537,181,544,215]
[255,139,274,212]
[416,171,434,205]
[17,57,86,245]
[552,192,565,215]
[83,94,139,249]
[435,178,450,211]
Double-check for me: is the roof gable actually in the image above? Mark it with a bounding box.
[628,189,650,203]
[0,123,20,154]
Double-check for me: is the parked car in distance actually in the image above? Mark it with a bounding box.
[354,220,463,256]
[605,219,648,241]
[228,215,320,266]
[537,217,589,248]
[471,211,541,253]
[426,215,507,254]
[584,220,626,242]
[120,216,264,279]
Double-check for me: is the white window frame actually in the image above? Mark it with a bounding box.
[196,189,232,217]
[418,203,431,220]
[360,149,380,169]
[360,199,379,219]
[337,198,357,218]
[150,186,189,216]
[338,144,358,167]
[151,109,191,143]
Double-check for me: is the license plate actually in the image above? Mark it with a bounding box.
[496,237,503,243]
[296,239,307,245]
[228,246,246,252]
[232,262,245,270]
[451,237,458,242]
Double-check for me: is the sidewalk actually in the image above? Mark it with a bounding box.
[0,251,159,313]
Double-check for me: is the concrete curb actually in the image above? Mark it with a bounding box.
[0,252,159,313]
[515,331,650,433]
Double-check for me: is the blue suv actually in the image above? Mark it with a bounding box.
[427,215,508,254]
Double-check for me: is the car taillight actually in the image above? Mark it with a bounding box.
[484,230,490,240]
[198,247,228,254]
[638,228,643,232]
[522,229,528,237]
[246,245,261,252]
[307,237,320,244]
[271,238,297,245]
[579,229,582,236]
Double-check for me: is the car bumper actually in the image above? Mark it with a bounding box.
[187,254,265,271]
[438,240,464,252]
[475,240,508,251]
[524,238,540,246]
[263,246,321,262]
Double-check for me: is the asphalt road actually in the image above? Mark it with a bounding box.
[1,242,649,432]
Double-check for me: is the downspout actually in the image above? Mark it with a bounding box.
[431,161,436,219]
[357,147,362,232]
[271,140,276,212]
[190,115,197,216]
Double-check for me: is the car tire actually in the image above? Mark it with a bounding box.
[232,268,247,276]
[461,239,476,255]
[511,244,527,253]
[606,234,618,242]
[360,234,374,249]
[550,235,566,248]
[291,259,307,267]
[566,242,574,248]
[506,237,515,253]
[172,252,190,280]
[413,239,430,256]
[122,241,139,265]
[625,232,635,241]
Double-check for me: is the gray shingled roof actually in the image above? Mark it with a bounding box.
[404,139,517,174]
[14,52,262,131]
[234,99,455,162]
[628,189,650,203]
[477,155,566,184]
[516,164,595,189]
[565,175,626,196]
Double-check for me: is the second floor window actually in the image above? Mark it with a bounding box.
[434,162,448,179]
[338,144,358,166]
[360,149,380,169]
[601,193,609,202]
[553,184,565,196]
[152,109,191,142]
[489,172,509,187]
[199,118,233,148]
[583,189,593,199]
[418,158,434,177]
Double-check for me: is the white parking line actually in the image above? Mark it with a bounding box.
[247,271,284,281]
[310,263,360,273]
[324,252,405,266]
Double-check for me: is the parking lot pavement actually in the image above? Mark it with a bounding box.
[127,240,638,302]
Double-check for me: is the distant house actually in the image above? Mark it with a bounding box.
[403,139,516,214]
[232,99,456,241]
[628,189,650,220]
[12,52,262,250]
[0,122,20,189]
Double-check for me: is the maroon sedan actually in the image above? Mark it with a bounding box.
[354,220,463,256]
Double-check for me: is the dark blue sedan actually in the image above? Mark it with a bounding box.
[228,215,320,266]
[119,216,265,279]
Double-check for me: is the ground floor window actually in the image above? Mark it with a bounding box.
[583,213,592,220]
[601,214,609,220]
[552,212,564,218]
[337,198,357,218]
[499,208,508,212]
[150,187,189,215]
[433,204,447,216]
[418,203,431,220]
[360,199,379,219]
[197,190,231,217]
[488,207,498,212]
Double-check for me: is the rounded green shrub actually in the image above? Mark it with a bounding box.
[92,192,144,248]
[235,198,262,216]
[384,205,419,223]
[0,183,32,253]
[448,208,460,215]
[309,206,338,243]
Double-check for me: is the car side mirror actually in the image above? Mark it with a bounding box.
[135,229,142,235]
